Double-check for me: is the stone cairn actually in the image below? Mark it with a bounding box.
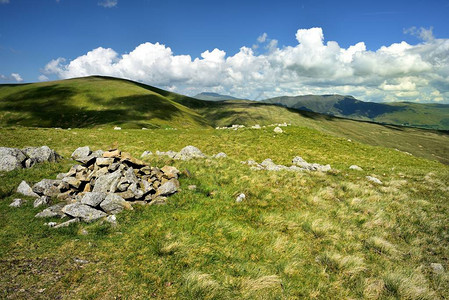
[18,146,180,228]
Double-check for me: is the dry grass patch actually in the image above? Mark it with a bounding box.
[241,275,282,299]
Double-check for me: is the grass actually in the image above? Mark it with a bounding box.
[0,126,448,299]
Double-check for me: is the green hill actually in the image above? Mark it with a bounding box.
[193,92,242,101]
[262,94,449,130]
[1,76,448,164]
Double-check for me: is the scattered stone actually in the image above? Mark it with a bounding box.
[44,222,58,227]
[212,152,227,159]
[430,263,444,274]
[157,179,179,196]
[156,150,178,158]
[141,150,152,158]
[92,170,122,193]
[366,176,382,185]
[73,258,89,264]
[243,156,332,173]
[32,179,61,197]
[273,127,283,133]
[33,196,50,208]
[35,203,66,218]
[188,185,197,191]
[9,198,25,208]
[173,146,206,161]
[236,193,245,203]
[149,196,167,205]
[114,126,122,130]
[161,166,179,179]
[96,157,114,166]
[349,165,363,171]
[62,203,107,222]
[53,218,80,228]
[80,229,89,235]
[106,214,117,226]
[17,180,39,198]
[251,124,261,129]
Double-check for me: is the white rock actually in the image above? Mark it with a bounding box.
[251,124,261,129]
[236,193,246,202]
[212,152,227,159]
[9,198,25,207]
[349,165,363,171]
[17,180,39,198]
[366,176,382,185]
[141,150,153,157]
[430,263,444,274]
[273,127,283,133]
[114,126,122,130]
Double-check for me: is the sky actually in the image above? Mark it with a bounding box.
[1,0,449,103]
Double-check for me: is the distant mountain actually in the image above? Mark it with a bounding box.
[194,92,241,101]
[262,94,449,130]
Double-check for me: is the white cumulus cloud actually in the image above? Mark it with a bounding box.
[0,73,23,82]
[98,0,117,8]
[42,27,449,103]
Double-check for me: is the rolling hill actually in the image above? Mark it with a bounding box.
[193,92,242,101]
[1,76,448,164]
[262,94,449,130]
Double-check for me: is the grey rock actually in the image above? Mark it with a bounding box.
[32,179,61,197]
[236,193,245,203]
[173,146,206,160]
[0,154,23,172]
[141,150,152,158]
[24,158,36,168]
[73,258,89,264]
[316,164,331,172]
[92,169,121,193]
[56,172,67,180]
[157,179,178,196]
[35,203,66,218]
[156,150,178,158]
[366,176,383,185]
[71,146,91,160]
[62,176,82,189]
[17,180,39,198]
[261,159,285,171]
[81,192,107,207]
[0,147,26,162]
[9,198,25,207]
[62,203,107,222]
[22,146,60,163]
[430,263,444,274]
[96,157,114,166]
[53,218,80,228]
[91,150,105,158]
[149,196,167,205]
[44,222,58,227]
[349,165,363,171]
[100,194,130,214]
[188,185,197,191]
[161,165,179,179]
[212,152,227,159]
[273,126,283,133]
[106,214,117,226]
[34,196,50,208]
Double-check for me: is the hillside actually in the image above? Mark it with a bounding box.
[1,76,448,164]
[193,92,241,101]
[262,94,449,130]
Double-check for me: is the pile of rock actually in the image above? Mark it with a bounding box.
[16,147,180,227]
[0,146,61,172]
[144,145,227,161]
[242,156,331,172]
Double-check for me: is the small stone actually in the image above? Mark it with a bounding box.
[366,176,383,185]
[73,258,89,264]
[45,222,58,227]
[106,214,117,226]
[141,151,152,158]
[236,193,245,203]
[33,196,50,208]
[188,185,197,191]
[150,196,167,205]
[62,176,82,189]
[273,127,283,133]
[17,180,39,198]
[32,179,61,197]
[212,152,227,159]
[103,149,121,158]
[161,165,179,179]
[430,263,444,274]
[80,229,89,235]
[114,126,122,130]
[9,198,25,207]
[53,218,80,228]
[157,179,178,196]
[349,165,363,171]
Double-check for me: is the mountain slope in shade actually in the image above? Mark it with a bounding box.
[262,94,449,130]
[193,92,242,101]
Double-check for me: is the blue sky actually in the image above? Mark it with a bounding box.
[1,0,449,102]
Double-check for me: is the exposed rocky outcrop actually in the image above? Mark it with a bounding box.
[26,147,180,226]
[0,146,60,172]
[144,145,227,161]
[242,156,331,172]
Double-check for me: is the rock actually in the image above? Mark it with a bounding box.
[156,150,178,159]
[32,179,61,197]
[114,126,121,130]
[106,214,117,226]
[261,159,285,171]
[62,203,107,223]
[9,198,25,207]
[173,146,206,160]
[35,203,66,218]
[103,149,121,158]
[0,154,23,172]
[251,124,261,129]
[188,185,197,191]
[430,263,444,274]
[141,151,152,158]
[73,258,89,264]
[157,179,178,196]
[96,157,114,166]
[33,196,50,208]
[236,193,245,202]
[273,127,283,133]
[56,172,67,180]
[100,194,132,214]
[366,176,382,185]
[53,218,80,228]
[81,192,107,207]
[92,170,121,193]
[62,176,82,189]
[22,146,60,163]
[24,158,35,168]
[212,152,227,159]
[161,165,179,179]
[44,222,58,227]
[349,165,363,171]
[71,146,91,160]
[149,196,167,205]
[17,180,39,198]
[316,164,331,172]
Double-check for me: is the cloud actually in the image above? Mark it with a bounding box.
[257,33,268,43]
[404,26,435,42]
[42,27,449,103]
[0,73,23,82]
[0,0,10,4]
[38,75,49,81]
[98,0,117,8]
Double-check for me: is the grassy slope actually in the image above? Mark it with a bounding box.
[0,76,210,129]
[0,127,448,299]
[263,95,449,130]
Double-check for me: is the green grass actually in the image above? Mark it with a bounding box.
[1,127,448,299]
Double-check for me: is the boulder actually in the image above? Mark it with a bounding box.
[173,146,206,160]
[22,146,59,163]
[32,179,61,197]
[92,170,121,193]
[161,165,179,179]
[0,154,23,172]
[81,192,107,207]
[100,194,132,214]
[9,198,25,207]
[273,127,283,133]
[17,180,39,198]
[35,203,66,218]
[157,179,178,196]
[212,152,227,159]
[62,203,107,222]
[33,196,50,208]
[71,146,91,160]
[349,165,363,171]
